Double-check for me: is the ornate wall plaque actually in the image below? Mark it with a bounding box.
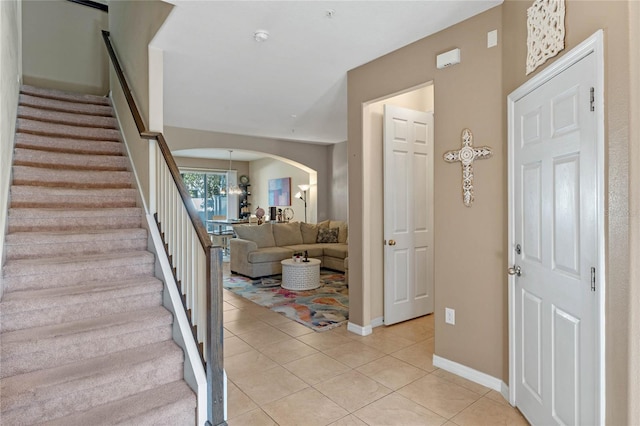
[526,0,566,75]
[444,128,493,207]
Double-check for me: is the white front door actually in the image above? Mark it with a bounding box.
[383,105,434,325]
[509,36,602,425]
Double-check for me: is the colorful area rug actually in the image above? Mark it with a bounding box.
[223,269,348,332]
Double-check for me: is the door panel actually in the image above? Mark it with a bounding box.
[383,105,434,325]
[512,52,598,425]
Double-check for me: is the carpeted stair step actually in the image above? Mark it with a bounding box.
[21,84,110,106]
[17,117,121,141]
[1,85,196,423]
[15,132,124,156]
[0,276,163,333]
[5,228,148,260]
[7,207,144,232]
[0,340,185,425]
[20,93,114,117]
[0,306,174,378]
[2,250,155,292]
[12,165,133,189]
[18,105,119,129]
[13,147,128,171]
[40,380,196,426]
[10,185,138,208]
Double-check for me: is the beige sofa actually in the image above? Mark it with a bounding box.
[230,220,348,278]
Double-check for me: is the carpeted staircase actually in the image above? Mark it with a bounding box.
[0,85,196,424]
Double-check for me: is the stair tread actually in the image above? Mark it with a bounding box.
[1,306,172,347]
[7,207,144,233]
[18,105,119,129]
[6,228,147,245]
[18,118,121,142]
[40,380,196,426]
[3,250,154,273]
[1,276,162,311]
[8,207,144,219]
[21,84,111,106]
[1,340,183,409]
[14,147,127,170]
[15,133,124,155]
[10,185,138,198]
[12,165,133,187]
[20,93,114,117]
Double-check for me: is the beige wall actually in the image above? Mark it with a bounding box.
[108,0,173,210]
[0,0,22,300]
[629,2,640,423]
[164,126,335,221]
[348,6,505,378]
[502,1,635,423]
[22,0,108,95]
[349,0,638,421]
[329,141,348,222]
[250,158,316,224]
[109,0,172,126]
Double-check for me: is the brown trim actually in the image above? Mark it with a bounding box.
[101,30,226,426]
[100,30,211,250]
[68,0,108,13]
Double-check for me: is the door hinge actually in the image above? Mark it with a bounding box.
[590,87,595,112]
[591,267,596,292]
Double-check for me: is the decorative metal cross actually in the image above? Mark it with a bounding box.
[443,128,493,207]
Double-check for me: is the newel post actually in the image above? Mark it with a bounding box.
[206,246,226,426]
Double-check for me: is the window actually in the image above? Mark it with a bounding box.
[180,171,227,232]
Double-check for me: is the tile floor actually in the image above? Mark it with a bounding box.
[222,266,529,426]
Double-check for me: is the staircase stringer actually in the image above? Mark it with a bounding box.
[145,211,209,424]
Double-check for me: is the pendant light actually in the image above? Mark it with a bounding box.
[225,150,243,195]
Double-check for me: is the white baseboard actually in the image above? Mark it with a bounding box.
[347,322,372,336]
[501,381,511,405]
[432,354,505,394]
[371,316,384,328]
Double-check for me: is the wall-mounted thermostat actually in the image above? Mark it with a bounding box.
[436,48,461,69]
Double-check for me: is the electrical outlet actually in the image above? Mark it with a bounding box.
[445,308,455,325]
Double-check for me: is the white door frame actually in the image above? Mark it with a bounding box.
[507,30,606,423]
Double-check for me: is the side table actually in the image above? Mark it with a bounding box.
[281,258,321,290]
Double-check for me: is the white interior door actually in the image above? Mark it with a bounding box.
[510,48,600,425]
[383,105,434,325]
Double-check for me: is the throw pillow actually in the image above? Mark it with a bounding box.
[317,227,339,243]
[330,220,348,244]
[273,222,303,246]
[300,222,320,244]
[234,223,275,248]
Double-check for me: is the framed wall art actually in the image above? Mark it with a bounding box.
[268,177,291,206]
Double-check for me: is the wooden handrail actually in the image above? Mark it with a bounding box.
[100,30,211,250]
[101,31,149,141]
[68,0,108,13]
[101,30,225,426]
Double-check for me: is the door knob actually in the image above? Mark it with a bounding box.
[388,240,396,246]
[508,265,522,276]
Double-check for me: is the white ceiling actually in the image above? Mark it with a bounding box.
[153,0,502,159]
